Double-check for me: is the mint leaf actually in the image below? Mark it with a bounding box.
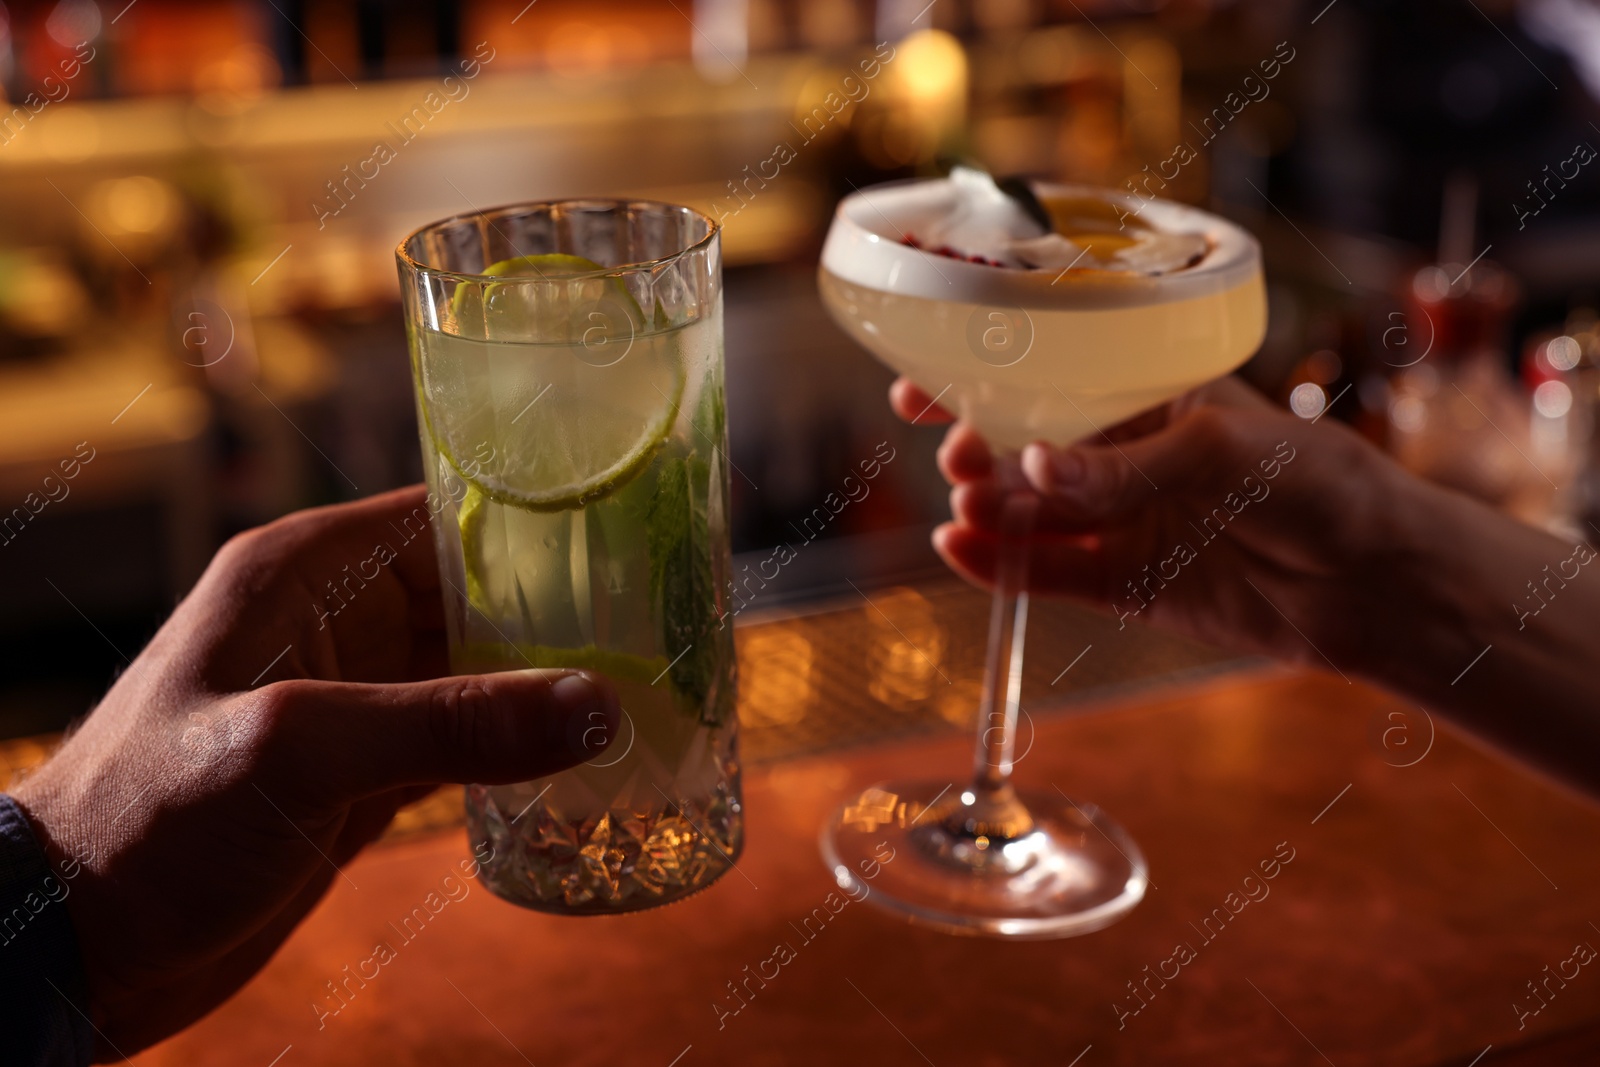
[647,380,731,726]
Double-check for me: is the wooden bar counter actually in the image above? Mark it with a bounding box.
[132,584,1600,1066]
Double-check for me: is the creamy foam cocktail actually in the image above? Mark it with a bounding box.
[819,168,1266,449]
[817,170,1267,940]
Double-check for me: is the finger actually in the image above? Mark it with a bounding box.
[190,486,447,673]
[889,378,954,425]
[216,486,448,620]
[258,668,622,802]
[313,485,446,601]
[1020,408,1248,524]
[931,522,993,589]
[936,423,993,483]
[932,523,1110,602]
[224,484,433,571]
[950,482,1110,536]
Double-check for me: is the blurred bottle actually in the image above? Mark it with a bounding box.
[1385,257,1535,513]
[1528,311,1600,536]
[271,0,461,84]
[1381,175,1553,522]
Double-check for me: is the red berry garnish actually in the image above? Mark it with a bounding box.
[899,238,1009,267]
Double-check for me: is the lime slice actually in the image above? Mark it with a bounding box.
[447,253,609,324]
[457,481,490,608]
[417,253,685,514]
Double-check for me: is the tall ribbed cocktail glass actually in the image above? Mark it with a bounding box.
[818,179,1266,938]
[397,200,740,913]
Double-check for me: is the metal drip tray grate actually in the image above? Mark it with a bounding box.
[735,578,1244,765]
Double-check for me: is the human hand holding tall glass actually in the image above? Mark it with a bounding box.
[817,175,1266,937]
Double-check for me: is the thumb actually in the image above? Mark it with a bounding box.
[1020,408,1240,523]
[259,669,621,801]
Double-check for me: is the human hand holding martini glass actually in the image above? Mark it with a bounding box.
[817,169,1266,938]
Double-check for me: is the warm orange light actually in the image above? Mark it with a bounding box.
[893,29,967,107]
[738,627,814,727]
[865,587,946,710]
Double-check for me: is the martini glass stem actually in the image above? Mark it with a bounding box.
[970,481,1038,806]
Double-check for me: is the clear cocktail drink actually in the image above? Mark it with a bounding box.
[398,201,740,914]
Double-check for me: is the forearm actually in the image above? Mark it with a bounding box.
[1361,476,1600,799]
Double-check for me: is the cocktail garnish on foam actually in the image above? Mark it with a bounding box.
[903,167,1209,277]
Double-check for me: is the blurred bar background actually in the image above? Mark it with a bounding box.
[2,0,1599,738]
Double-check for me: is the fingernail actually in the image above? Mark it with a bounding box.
[549,672,599,708]
[548,672,620,757]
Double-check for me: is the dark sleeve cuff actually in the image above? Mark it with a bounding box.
[0,793,94,1067]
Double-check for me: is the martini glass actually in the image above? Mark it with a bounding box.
[817,178,1266,938]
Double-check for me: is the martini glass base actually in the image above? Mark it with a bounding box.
[820,780,1148,940]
